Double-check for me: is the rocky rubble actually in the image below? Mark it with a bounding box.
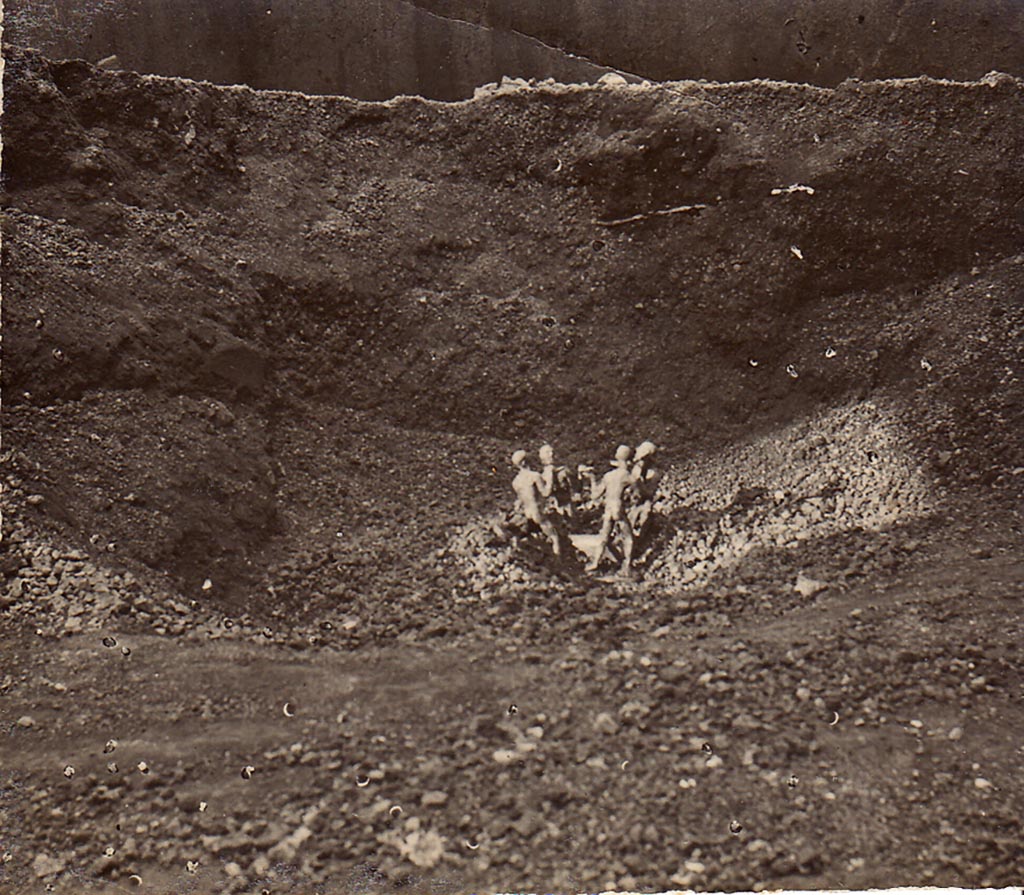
[2,45,1023,895]
[646,400,934,586]
[2,535,1021,894]
[446,399,937,603]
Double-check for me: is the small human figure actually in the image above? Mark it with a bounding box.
[511,449,562,557]
[629,440,664,541]
[539,443,576,520]
[584,444,635,575]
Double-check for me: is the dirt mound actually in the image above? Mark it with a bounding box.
[649,401,936,580]
[2,47,1024,893]
[449,400,938,597]
[3,47,1023,606]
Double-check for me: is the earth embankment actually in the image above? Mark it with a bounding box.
[2,45,1024,895]
[3,49,1023,600]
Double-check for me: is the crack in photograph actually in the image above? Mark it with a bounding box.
[1,1,1023,893]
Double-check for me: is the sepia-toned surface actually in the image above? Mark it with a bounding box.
[4,0,1024,99]
[2,30,1023,895]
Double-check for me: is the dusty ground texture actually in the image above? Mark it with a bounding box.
[2,47,1023,893]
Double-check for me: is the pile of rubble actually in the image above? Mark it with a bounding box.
[448,400,936,597]
[648,401,935,587]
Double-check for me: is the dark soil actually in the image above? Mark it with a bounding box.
[1,47,1023,893]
